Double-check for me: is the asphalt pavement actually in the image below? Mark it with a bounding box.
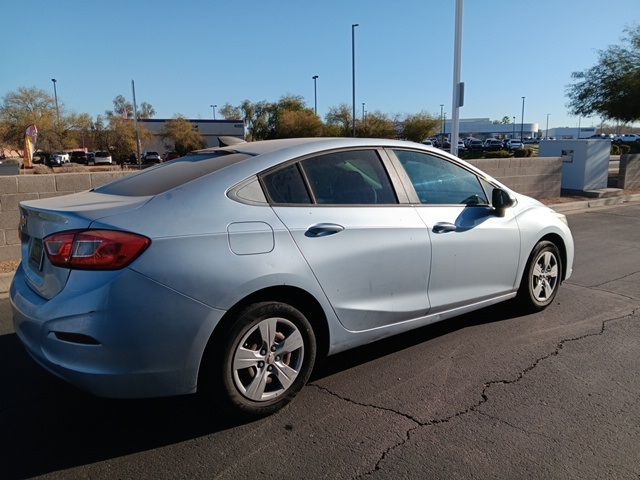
[0,203,639,479]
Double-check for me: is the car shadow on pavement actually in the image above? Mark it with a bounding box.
[0,301,525,479]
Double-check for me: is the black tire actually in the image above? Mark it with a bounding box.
[515,240,562,312]
[201,301,316,418]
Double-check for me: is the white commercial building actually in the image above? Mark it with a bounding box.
[137,119,245,153]
[546,127,597,139]
[440,118,539,140]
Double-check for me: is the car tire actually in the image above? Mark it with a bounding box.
[201,301,316,418]
[515,241,562,312]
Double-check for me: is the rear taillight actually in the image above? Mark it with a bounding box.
[44,230,150,270]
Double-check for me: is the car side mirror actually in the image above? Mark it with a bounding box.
[492,188,514,217]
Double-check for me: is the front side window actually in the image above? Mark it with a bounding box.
[394,150,488,205]
[300,150,397,205]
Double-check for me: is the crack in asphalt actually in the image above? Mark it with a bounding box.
[565,282,638,301]
[310,307,639,479]
[474,410,557,442]
[593,270,640,288]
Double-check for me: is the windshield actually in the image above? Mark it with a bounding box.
[95,152,251,196]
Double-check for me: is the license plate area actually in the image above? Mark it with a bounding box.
[29,238,44,271]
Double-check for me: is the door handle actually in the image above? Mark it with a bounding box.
[305,223,345,238]
[433,222,457,233]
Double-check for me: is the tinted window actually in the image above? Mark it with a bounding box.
[300,150,397,205]
[96,152,250,196]
[394,150,488,205]
[262,164,311,204]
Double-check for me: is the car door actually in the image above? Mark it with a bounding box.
[388,149,521,312]
[262,148,432,332]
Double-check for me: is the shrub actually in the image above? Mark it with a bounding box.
[459,150,484,160]
[513,148,528,157]
[611,144,620,155]
[619,144,631,155]
[483,150,512,158]
[33,164,53,174]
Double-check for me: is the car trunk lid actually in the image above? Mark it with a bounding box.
[19,191,152,299]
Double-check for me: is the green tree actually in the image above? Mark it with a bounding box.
[138,102,156,119]
[325,104,352,137]
[219,103,242,120]
[162,116,206,155]
[357,111,396,139]
[401,112,439,142]
[501,115,512,124]
[0,87,57,154]
[277,110,323,138]
[567,25,640,123]
[108,116,152,163]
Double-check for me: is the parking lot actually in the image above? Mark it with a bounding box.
[1,202,639,479]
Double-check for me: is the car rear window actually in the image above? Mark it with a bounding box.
[96,151,109,157]
[95,152,251,196]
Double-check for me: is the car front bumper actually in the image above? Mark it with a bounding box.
[11,265,226,398]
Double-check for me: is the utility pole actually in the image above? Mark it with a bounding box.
[312,75,319,115]
[512,116,516,139]
[50,79,60,126]
[520,96,526,140]
[131,80,142,168]
[351,23,359,137]
[545,113,550,140]
[440,104,444,142]
[450,0,464,156]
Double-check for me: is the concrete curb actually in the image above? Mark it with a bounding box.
[0,272,13,295]
[549,193,640,214]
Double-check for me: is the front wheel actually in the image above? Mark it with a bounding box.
[202,302,316,418]
[515,241,562,312]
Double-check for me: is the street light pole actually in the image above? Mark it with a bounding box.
[351,23,359,137]
[210,104,217,120]
[51,78,60,126]
[362,102,365,122]
[440,104,444,142]
[312,75,319,115]
[512,116,516,139]
[450,0,464,156]
[545,113,550,140]
[520,96,525,140]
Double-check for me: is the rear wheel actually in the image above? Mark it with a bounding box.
[516,241,562,312]
[202,302,316,417]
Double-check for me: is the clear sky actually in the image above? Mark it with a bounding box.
[2,0,638,130]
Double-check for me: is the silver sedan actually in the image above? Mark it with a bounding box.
[11,138,574,416]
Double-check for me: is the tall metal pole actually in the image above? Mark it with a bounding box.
[362,103,365,122]
[131,79,142,168]
[440,104,444,141]
[545,113,550,139]
[512,116,516,139]
[213,105,217,120]
[312,75,319,115]
[520,96,525,140]
[450,0,463,156]
[51,79,60,126]
[351,23,359,137]
[577,117,581,139]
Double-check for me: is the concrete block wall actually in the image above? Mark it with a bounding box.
[467,157,562,199]
[0,172,132,261]
[618,154,640,189]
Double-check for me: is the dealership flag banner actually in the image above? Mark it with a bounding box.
[24,124,38,168]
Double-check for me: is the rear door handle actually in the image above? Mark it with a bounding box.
[305,223,345,238]
[433,222,457,233]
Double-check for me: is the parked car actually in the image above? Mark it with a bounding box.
[163,151,181,161]
[32,151,52,165]
[483,138,504,151]
[142,151,162,163]
[70,151,89,164]
[87,152,95,164]
[421,140,434,147]
[93,151,113,165]
[615,134,640,144]
[11,138,574,417]
[51,152,70,165]
[467,140,484,151]
[506,139,524,150]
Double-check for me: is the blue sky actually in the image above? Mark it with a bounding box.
[2,0,638,130]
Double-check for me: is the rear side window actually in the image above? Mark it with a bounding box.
[300,150,397,205]
[262,164,311,204]
[96,152,250,196]
[394,150,488,205]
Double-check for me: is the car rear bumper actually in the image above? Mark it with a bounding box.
[11,265,226,398]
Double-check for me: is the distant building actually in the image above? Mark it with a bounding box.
[137,119,245,153]
[440,118,539,140]
[546,127,597,139]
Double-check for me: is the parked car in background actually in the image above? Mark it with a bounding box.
[87,152,95,164]
[163,151,181,161]
[467,140,484,151]
[93,151,113,165]
[70,151,89,164]
[457,140,465,151]
[142,151,162,163]
[10,137,574,417]
[506,139,524,150]
[483,139,503,151]
[615,134,640,144]
[421,140,434,147]
[51,152,70,165]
